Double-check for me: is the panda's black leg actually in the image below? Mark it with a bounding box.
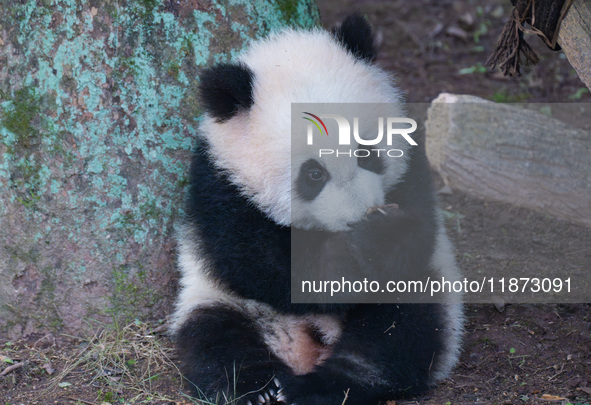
[282,304,445,405]
[176,305,295,405]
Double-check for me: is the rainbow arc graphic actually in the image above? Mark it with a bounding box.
[302,112,329,136]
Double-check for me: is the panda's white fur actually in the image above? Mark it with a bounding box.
[429,220,465,380]
[173,15,464,405]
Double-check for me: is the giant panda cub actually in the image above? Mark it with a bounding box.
[171,15,464,405]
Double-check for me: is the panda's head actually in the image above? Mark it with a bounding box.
[198,16,410,232]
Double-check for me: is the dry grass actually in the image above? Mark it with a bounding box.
[46,319,187,404]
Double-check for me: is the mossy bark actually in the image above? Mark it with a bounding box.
[0,0,319,339]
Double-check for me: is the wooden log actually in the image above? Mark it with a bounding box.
[558,0,591,90]
[426,93,591,228]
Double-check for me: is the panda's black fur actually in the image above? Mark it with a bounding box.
[173,15,463,405]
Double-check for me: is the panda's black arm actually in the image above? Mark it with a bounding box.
[291,206,438,305]
[356,140,440,282]
[185,145,296,311]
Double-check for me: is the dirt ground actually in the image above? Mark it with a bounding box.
[2,0,590,404]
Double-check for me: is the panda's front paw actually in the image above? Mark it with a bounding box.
[243,377,288,405]
[276,374,347,405]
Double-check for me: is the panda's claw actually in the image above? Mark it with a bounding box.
[273,377,281,388]
[258,394,265,403]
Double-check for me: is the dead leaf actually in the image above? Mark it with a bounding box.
[540,394,566,401]
[42,362,54,375]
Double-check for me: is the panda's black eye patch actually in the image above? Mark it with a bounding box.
[357,147,384,174]
[296,159,329,201]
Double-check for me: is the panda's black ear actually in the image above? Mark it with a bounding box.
[333,14,377,63]
[198,63,255,122]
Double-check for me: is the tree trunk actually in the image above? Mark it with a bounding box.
[0,0,319,339]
